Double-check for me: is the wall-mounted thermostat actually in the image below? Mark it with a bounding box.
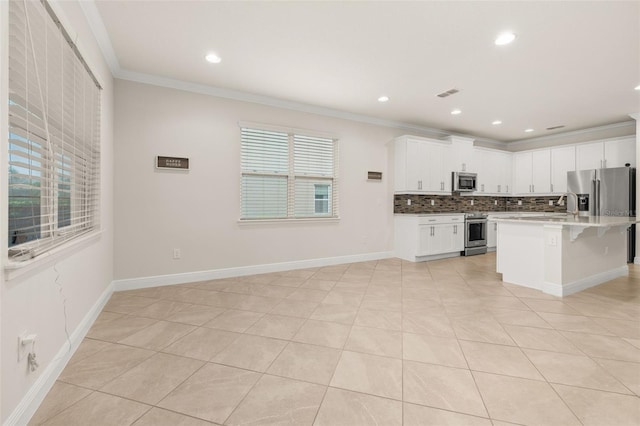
[156,156,189,170]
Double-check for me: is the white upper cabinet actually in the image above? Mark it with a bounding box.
[604,137,636,168]
[513,149,551,194]
[446,136,476,173]
[476,148,512,194]
[576,137,636,170]
[550,145,576,194]
[392,135,635,196]
[393,136,451,193]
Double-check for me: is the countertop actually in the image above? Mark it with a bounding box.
[494,215,640,227]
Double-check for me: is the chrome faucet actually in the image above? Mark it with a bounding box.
[558,192,579,217]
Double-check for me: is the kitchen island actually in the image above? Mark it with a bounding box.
[495,215,639,297]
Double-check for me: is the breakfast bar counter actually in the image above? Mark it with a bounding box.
[494,215,639,297]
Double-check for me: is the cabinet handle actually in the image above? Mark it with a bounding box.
[603,159,606,168]
[462,163,466,172]
[551,183,554,192]
[532,184,535,192]
[481,184,485,192]
[498,184,501,193]
[431,226,434,236]
[506,185,509,193]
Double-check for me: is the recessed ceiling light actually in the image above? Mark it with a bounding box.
[451,109,462,115]
[492,120,502,125]
[635,85,640,91]
[378,96,389,103]
[495,32,516,46]
[205,53,221,64]
[524,128,534,133]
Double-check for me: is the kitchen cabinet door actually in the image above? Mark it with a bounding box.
[550,145,575,194]
[513,152,533,194]
[497,151,513,194]
[576,142,604,170]
[404,140,429,191]
[425,142,451,192]
[417,223,463,255]
[604,137,636,168]
[531,150,551,193]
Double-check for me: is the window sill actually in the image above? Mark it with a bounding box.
[4,230,103,281]
[237,217,340,225]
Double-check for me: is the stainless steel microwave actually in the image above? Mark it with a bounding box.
[452,172,477,192]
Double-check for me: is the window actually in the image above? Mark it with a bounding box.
[240,126,338,220]
[314,184,329,214]
[7,0,101,260]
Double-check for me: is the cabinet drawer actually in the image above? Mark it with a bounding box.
[418,215,464,225]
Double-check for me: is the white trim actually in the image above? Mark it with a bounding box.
[112,251,393,291]
[3,282,114,426]
[238,121,338,141]
[508,121,636,146]
[542,265,629,297]
[237,217,340,226]
[634,256,640,265]
[4,231,103,281]
[77,0,120,75]
[629,113,639,121]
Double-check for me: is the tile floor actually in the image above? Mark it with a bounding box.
[31,253,640,425]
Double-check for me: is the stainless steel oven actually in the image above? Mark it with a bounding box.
[463,212,488,256]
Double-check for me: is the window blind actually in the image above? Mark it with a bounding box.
[8,0,101,260]
[240,127,338,220]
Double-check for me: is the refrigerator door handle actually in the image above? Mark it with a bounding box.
[595,179,601,216]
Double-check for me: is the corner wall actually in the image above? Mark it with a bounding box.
[0,1,114,423]
[113,80,405,282]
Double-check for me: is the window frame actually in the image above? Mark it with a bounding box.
[238,122,339,222]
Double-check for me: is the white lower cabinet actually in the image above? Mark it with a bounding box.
[394,214,465,261]
[418,223,464,256]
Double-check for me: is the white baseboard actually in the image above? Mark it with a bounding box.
[4,282,114,426]
[112,251,393,292]
[542,265,629,297]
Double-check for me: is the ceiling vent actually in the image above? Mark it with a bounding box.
[436,88,460,98]
[546,125,565,131]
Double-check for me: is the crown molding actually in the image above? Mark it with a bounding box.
[78,0,121,75]
[507,120,636,146]
[630,113,639,121]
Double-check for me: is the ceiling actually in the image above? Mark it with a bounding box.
[88,0,640,143]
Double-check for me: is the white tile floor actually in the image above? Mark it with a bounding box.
[31,253,640,425]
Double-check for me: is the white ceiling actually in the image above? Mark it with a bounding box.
[89,0,640,143]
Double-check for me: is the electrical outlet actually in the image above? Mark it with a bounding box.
[549,236,557,247]
[431,199,435,206]
[173,248,181,260]
[407,199,411,206]
[470,199,474,206]
[518,200,522,206]
[549,200,554,206]
[604,246,609,255]
[494,200,498,205]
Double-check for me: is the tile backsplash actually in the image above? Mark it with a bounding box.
[394,194,567,214]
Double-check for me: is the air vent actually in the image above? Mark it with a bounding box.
[546,125,565,131]
[436,88,460,98]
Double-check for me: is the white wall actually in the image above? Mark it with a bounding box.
[0,0,114,423]
[113,79,412,281]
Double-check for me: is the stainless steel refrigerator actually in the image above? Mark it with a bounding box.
[567,166,636,262]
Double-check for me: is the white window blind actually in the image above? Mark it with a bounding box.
[8,0,101,261]
[240,127,338,220]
